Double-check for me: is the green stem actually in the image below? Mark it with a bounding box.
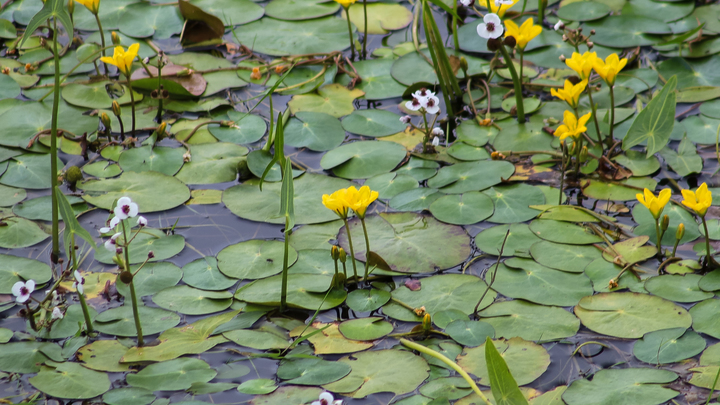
[50,19,61,262]
[333,258,339,276]
[519,49,524,86]
[574,137,583,177]
[362,0,368,59]
[342,218,359,281]
[126,76,136,137]
[703,216,712,267]
[705,366,720,405]
[121,220,143,346]
[655,218,662,257]
[281,217,290,311]
[400,339,493,405]
[498,45,525,122]
[421,110,431,152]
[94,13,106,73]
[559,143,566,205]
[360,217,371,281]
[671,237,680,258]
[345,6,355,61]
[537,0,546,22]
[585,81,605,155]
[77,292,94,334]
[608,84,615,148]
[452,0,459,49]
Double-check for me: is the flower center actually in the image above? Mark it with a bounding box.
[122,205,131,214]
[20,287,28,295]
[427,98,436,107]
[411,98,421,107]
[487,22,495,32]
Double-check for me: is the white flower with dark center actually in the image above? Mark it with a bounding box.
[425,95,441,115]
[413,88,435,100]
[459,0,473,6]
[12,280,35,304]
[432,127,444,136]
[400,115,412,124]
[312,392,342,405]
[432,137,440,146]
[99,216,120,234]
[73,271,85,295]
[113,196,138,220]
[554,20,565,31]
[495,0,514,5]
[51,307,64,320]
[104,232,122,252]
[46,290,61,306]
[405,97,425,111]
[136,216,147,227]
[477,13,504,39]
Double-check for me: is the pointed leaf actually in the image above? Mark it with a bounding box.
[484,336,529,405]
[622,75,677,156]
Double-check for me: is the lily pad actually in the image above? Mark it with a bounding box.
[0,342,64,373]
[284,112,345,152]
[78,340,133,373]
[557,1,610,21]
[277,357,351,385]
[644,274,713,303]
[426,160,515,194]
[364,173,418,200]
[457,337,550,386]
[689,299,720,339]
[321,140,407,179]
[174,143,248,184]
[127,358,216,391]
[235,274,344,310]
[115,262,183,298]
[344,2,412,35]
[0,153,55,189]
[429,192,495,225]
[153,286,233,315]
[633,327,706,364]
[218,239,298,279]
[478,300,581,341]
[529,219,603,245]
[265,0,339,20]
[0,216,49,248]
[190,0,264,25]
[338,317,393,340]
[208,111,267,144]
[79,171,190,212]
[530,240,603,273]
[118,146,185,177]
[29,362,111,399]
[0,254,51,294]
[474,224,542,258]
[345,288,391,312]
[342,109,407,137]
[236,18,354,56]
[563,368,678,405]
[95,305,181,337]
[103,388,155,405]
[484,184,546,223]
[183,257,237,291]
[94,228,185,265]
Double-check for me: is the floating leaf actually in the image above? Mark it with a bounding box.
[478,300,580,342]
[563,368,678,405]
[30,362,111,399]
[457,337,551,386]
[126,358,216,391]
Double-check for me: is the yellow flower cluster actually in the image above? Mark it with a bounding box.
[100,44,139,77]
[636,188,671,219]
[554,110,591,141]
[322,186,379,219]
[636,183,713,218]
[565,51,628,86]
[504,18,542,50]
[551,79,587,110]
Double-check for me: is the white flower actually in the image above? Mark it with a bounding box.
[113,196,138,220]
[136,216,147,227]
[431,137,440,147]
[477,13,504,39]
[495,0,514,5]
[459,0,473,6]
[12,280,35,304]
[413,88,435,100]
[425,95,441,115]
[432,127,444,136]
[400,115,412,124]
[99,216,121,234]
[51,307,64,320]
[104,232,122,252]
[312,392,342,405]
[554,20,565,31]
[46,290,61,306]
[405,97,424,111]
[73,271,85,295]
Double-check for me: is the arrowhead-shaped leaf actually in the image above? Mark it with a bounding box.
[622,75,677,157]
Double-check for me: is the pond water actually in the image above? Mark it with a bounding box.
[1,0,720,404]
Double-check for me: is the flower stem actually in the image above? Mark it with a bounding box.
[559,142,566,205]
[703,216,712,267]
[121,220,144,346]
[342,218,359,281]
[94,13,106,73]
[50,19,61,263]
[26,303,37,331]
[519,49,524,86]
[608,84,615,149]
[345,6,355,61]
[585,83,604,155]
[280,216,291,311]
[360,217,371,281]
[77,292,94,334]
[655,218,662,258]
[574,137,583,177]
[452,0,459,49]
[671,237,680,258]
[362,0,368,59]
[125,76,136,137]
[400,339,493,405]
[498,44,525,122]
[421,110,431,153]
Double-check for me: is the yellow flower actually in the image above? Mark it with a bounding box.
[636,188,671,220]
[565,51,598,81]
[74,0,100,14]
[554,110,591,141]
[504,18,542,50]
[322,188,350,219]
[486,0,519,17]
[593,53,627,86]
[550,79,587,110]
[681,182,712,217]
[334,0,356,8]
[345,186,378,219]
[99,44,139,77]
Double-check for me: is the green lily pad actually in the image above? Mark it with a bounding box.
[277,357,351,385]
[364,173,418,200]
[0,216,49,248]
[189,0,264,26]
[633,327,706,364]
[429,192,494,225]
[0,328,10,343]
[382,274,496,322]
[115,262,183,298]
[30,362,111,399]
[557,1,610,21]
[174,143,248,184]
[95,305,181,337]
[208,111,267,144]
[32,304,98,340]
[238,379,278,394]
[0,153,55,189]
[492,120,554,153]
[342,109,407,137]
[224,329,290,350]
[584,258,648,293]
[79,171,190,212]
[321,140,406,179]
[645,274,713,303]
[153,285,232,315]
[236,17,354,56]
[613,150,661,176]
[478,300,580,341]
[484,184,545,224]
[127,358,216,391]
[338,317,393,340]
[323,349,429,398]
[601,236,656,265]
[94,228,185,265]
[426,160,515,194]
[699,269,720,291]
[575,292,692,338]
[563,368,678,405]
[83,161,122,178]
[118,146,185,177]
[419,377,472,400]
[78,340,132,372]
[658,56,720,90]
[581,178,658,201]
[346,288,391,312]
[394,156,439,181]
[474,224,542,258]
[445,320,495,347]
[0,342,64,373]
[292,322,373,354]
[218,239,298,279]
[103,388,155,405]
[388,188,442,211]
[492,258,593,306]
[583,16,669,47]
[182,257,237,291]
[284,112,345,152]
[622,0,694,23]
[117,3,183,39]
[345,2,412,34]
[235,274,344,310]
[249,386,322,405]
[457,337,550,386]
[689,299,720,339]
[337,59,406,100]
[530,240,602,273]
[339,213,472,274]
[529,219,603,245]
[456,120,497,147]
[265,0,340,20]
[0,253,51,294]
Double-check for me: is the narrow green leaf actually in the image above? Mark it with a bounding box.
[422,0,459,116]
[20,0,73,48]
[622,75,677,157]
[279,156,295,230]
[426,0,461,21]
[55,187,95,260]
[484,337,528,405]
[657,23,704,46]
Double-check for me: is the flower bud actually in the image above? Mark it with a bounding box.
[100,112,111,129]
[112,100,121,117]
[338,247,347,263]
[608,279,618,289]
[119,271,134,284]
[661,215,670,232]
[148,251,155,259]
[250,67,262,81]
[590,29,596,35]
[504,36,516,48]
[331,245,340,261]
[486,38,501,51]
[587,41,594,49]
[67,0,74,15]
[459,56,468,73]
[65,166,83,185]
[579,145,588,162]
[400,115,411,124]
[559,55,566,62]
[491,151,505,160]
[157,122,167,137]
[413,306,426,317]
[422,313,432,332]
[568,141,576,155]
[1,67,9,75]
[676,223,685,240]
[112,31,121,45]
